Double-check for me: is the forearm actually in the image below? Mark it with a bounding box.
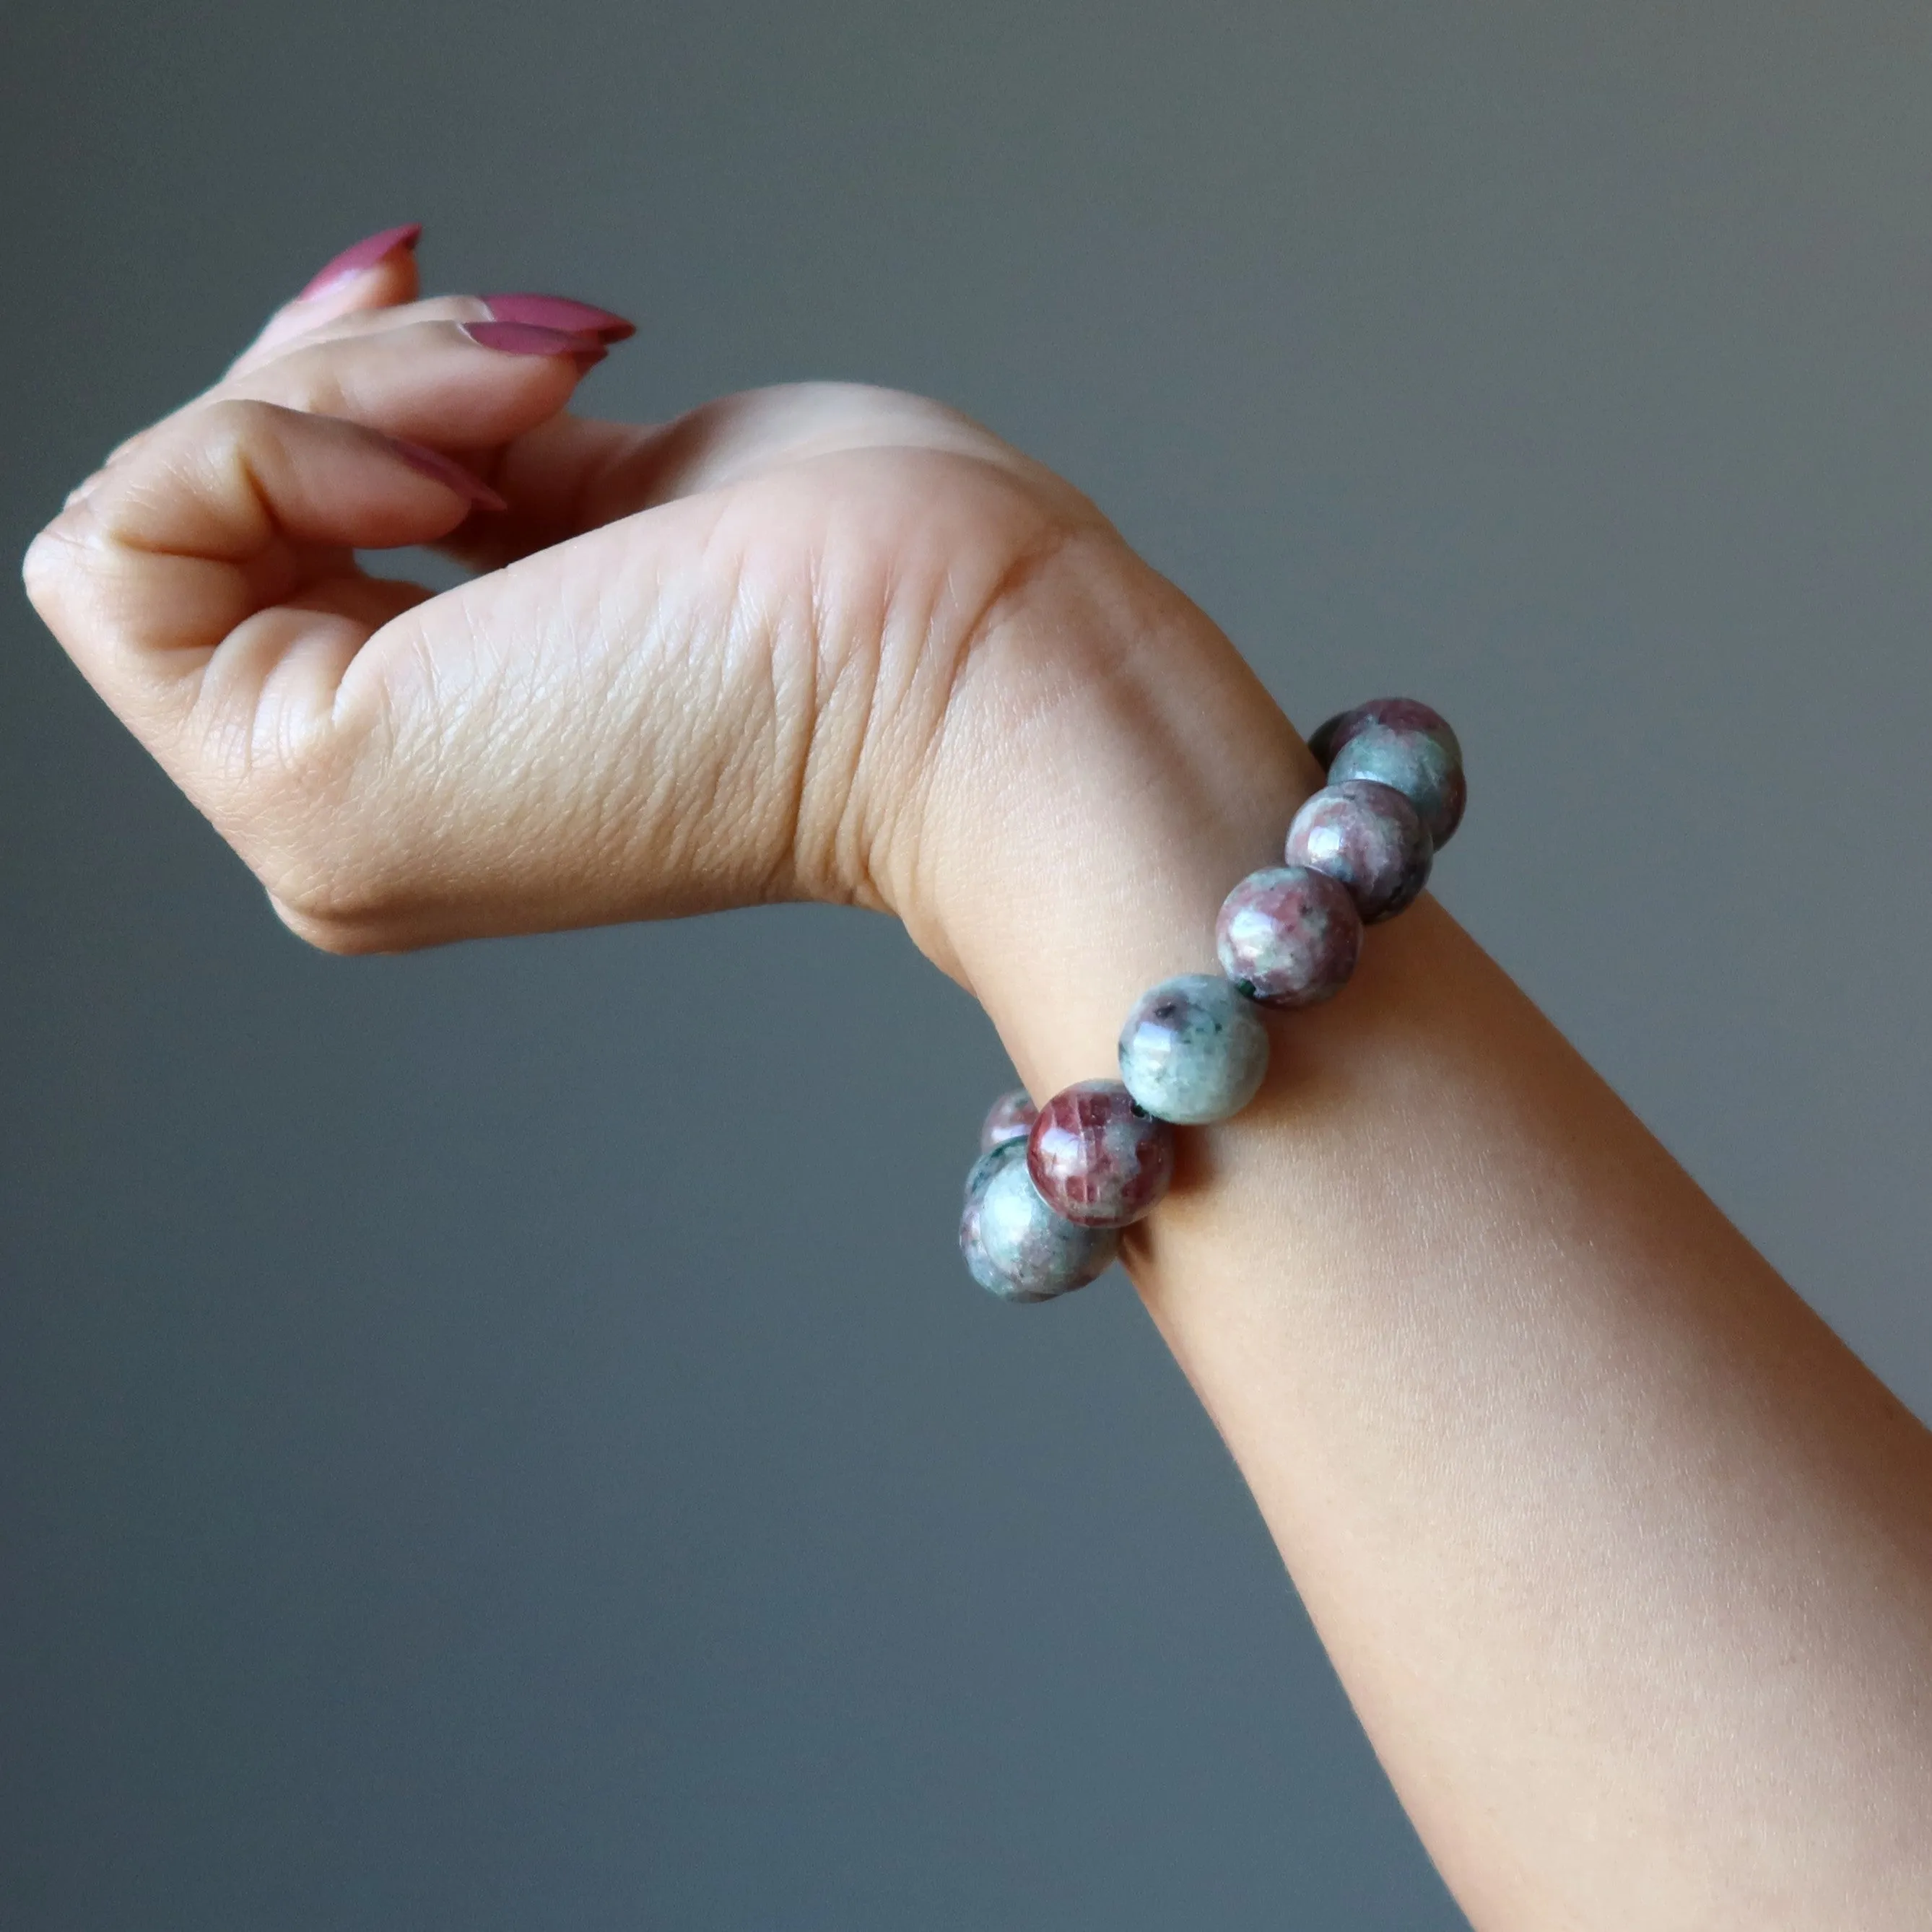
[36,237,1929,1917]
[948,553,1932,1927]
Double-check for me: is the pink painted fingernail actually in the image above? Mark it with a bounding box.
[460,320,604,359]
[482,293,636,341]
[296,222,422,300]
[386,438,508,512]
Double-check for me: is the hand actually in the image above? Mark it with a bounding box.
[22,233,1308,997]
[35,237,1932,1932]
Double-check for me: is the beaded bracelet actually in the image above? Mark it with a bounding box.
[960,697,1465,1303]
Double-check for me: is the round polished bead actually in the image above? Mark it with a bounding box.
[960,1138,1024,1294]
[1314,695,1463,771]
[1320,697,1466,847]
[980,1089,1038,1152]
[1215,865,1363,1007]
[1117,974,1270,1124]
[1304,710,1347,767]
[1027,1079,1176,1228]
[1285,779,1432,923]
[972,1144,1120,1301]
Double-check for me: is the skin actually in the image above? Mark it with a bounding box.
[25,248,1932,1927]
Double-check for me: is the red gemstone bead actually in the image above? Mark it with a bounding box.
[1285,780,1432,923]
[1215,864,1362,1007]
[1027,1079,1176,1229]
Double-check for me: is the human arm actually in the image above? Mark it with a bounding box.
[25,239,1932,1927]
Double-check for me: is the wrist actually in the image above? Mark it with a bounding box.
[905,532,1322,1095]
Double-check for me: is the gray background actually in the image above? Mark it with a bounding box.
[5,2,1931,1925]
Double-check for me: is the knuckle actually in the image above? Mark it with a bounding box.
[20,524,69,610]
[196,394,288,441]
[202,708,424,957]
[265,889,352,953]
[262,861,412,956]
[222,346,355,417]
[266,892,395,957]
[149,394,297,474]
[251,800,428,958]
[20,515,95,622]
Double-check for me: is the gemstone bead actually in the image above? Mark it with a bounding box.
[1304,710,1346,767]
[1319,697,1466,847]
[1027,1079,1176,1228]
[1314,695,1463,771]
[960,1138,1026,1294]
[972,1142,1120,1301]
[980,1089,1038,1152]
[1215,865,1363,1007]
[1117,974,1270,1124]
[1285,780,1432,923]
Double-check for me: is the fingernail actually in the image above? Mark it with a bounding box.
[386,437,508,512]
[296,222,422,300]
[460,320,604,359]
[482,293,636,342]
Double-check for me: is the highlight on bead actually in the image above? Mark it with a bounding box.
[1311,696,1465,846]
[1215,864,1362,1008]
[960,1138,1027,1294]
[1027,1079,1176,1228]
[1285,779,1432,923]
[1118,973,1269,1124]
[980,1089,1037,1152]
[962,694,1461,1302]
[965,1137,1121,1301]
